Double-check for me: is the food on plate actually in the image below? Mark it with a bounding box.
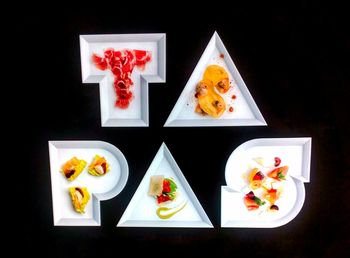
[69,187,90,213]
[243,157,288,212]
[244,191,266,211]
[248,168,265,190]
[203,65,230,93]
[156,201,188,219]
[92,48,152,109]
[195,79,226,117]
[263,185,280,211]
[194,64,234,117]
[274,157,281,167]
[61,157,87,181]
[88,155,109,176]
[148,175,178,204]
[267,166,289,181]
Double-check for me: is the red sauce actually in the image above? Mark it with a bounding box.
[219,53,224,58]
[229,106,234,112]
[194,92,199,98]
[231,95,237,99]
[92,49,152,108]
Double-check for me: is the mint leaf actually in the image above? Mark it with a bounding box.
[278,172,286,180]
[253,196,266,206]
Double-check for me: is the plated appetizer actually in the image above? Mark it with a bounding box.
[203,64,230,93]
[248,168,265,190]
[263,185,280,211]
[88,155,109,176]
[69,187,90,213]
[243,156,289,212]
[195,64,234,117]
[244,191,266,211]
[61,157,87,181]
[148,175,187,219]
[267,166,289,181]
[148,175,177,204]
[92,48,152,109]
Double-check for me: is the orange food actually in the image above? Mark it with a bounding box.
[264,187,279,204]
[244,196,259,211]
[267,166,289,181]
[88,155,109,176]
[203,65,230,93]
[195,80,226,118]
[248,168,265,190]
[61,157,86,181]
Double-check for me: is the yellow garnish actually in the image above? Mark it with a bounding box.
[156,201,187,219]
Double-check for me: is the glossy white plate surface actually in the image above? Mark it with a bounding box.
[48,141,128,226]
[165,32,266,127]
[80,33,166,127]
[222,138,311,227]
[118,143,213,228]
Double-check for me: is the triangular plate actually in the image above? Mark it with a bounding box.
[117,143,213,227]
[165,32,266,127]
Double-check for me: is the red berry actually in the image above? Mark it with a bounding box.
[274,157,281,167]
[246,191,255,199]
[252,171,264,181]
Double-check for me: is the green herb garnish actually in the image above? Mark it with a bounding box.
[277,172,286,180]
[253,196,266,206]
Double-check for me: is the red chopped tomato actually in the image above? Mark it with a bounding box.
[162,180,171,193]
[157,195,171,204]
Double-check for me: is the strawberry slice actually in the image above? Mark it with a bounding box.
[244,196,259,211]
[244,191,266,210]
[268,166,289,181]
[252,171,265,181]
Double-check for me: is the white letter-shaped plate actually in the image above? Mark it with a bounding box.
[222,138,311,228]
[48,141,129,226]
[80,33,166,127]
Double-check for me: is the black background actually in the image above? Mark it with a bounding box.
[15,4,349,258]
